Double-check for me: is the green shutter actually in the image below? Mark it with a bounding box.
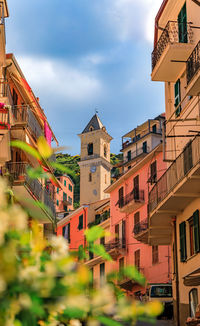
[193,210,200,253]
[179,222,187,262]
[178,3,187,43]
[174,79,181,117]
[78,215,83,230]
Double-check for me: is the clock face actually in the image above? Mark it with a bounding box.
[90,166,96,173]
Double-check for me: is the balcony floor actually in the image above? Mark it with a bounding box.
[152,43,194,82]
[120,200,144,214]
[186,68,200,96]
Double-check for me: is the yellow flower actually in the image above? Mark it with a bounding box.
[145,301,163,317]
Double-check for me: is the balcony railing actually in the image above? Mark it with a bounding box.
[5,162,55,217]
[186,40,200,85]
[104,239,126,251]
[88,210,110,228]
[12,105,43,140]
[0,107,10,129]
[124,146,150,164]
[122,128,162,150]
[152,21,193,71]
[117,189,145,208]
[133,218,148,236]
[149,136,200,213]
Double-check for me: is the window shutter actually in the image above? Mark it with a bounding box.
[179,221,187,262]
[178,3,187,43]
[174,79,181,117]
[78,215,83,230]
[122,220,126,248]
[193,210,200,253]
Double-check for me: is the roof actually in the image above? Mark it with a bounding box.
[57,205,88,226]
[82,114,104,134]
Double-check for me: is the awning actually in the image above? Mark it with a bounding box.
[183,268,200,286]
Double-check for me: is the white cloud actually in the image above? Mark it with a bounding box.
[101,0,163,43]
[17,56,103,103]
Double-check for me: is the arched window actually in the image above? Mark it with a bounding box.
[104,144,107,158]
[88,143,93,156]
[189,288,198,317]
[89,126,94,132]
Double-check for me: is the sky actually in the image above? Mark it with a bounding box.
[6,0,164,155]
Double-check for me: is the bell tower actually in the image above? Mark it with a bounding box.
[78,114,112,205]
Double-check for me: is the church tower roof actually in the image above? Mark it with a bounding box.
[82,114,104,134]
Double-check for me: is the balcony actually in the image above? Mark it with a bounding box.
[122,127,162,150]
[12,105,43,141]
[123,146,150,165]
[118,268,145,291]
[186,40,200,96]
[5,162,56,221]
[0,106,10,130]
[151,21,193,82]
[117,189,145,214]
[133,218,149,244]
[149,136,200,245]
[88,210,110,228]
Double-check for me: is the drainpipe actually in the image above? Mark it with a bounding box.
[173,217,180,326]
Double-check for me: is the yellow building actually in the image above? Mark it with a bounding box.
[0,0,58,238]
[78,114,112,205]
[148,0,200,325]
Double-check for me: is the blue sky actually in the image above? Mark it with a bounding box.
[6,0,164,155]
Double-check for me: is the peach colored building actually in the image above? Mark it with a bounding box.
[105,142,171,295]
[53,174,74,219]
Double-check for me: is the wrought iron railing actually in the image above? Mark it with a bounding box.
[88,210,110,228]
[186,40,200,85]
[152,21,193,71]
[149,136,200,213]
[122,128,162,150]
[117,189,145,208]
[104,239,126,251]
[12,105,43,140]
[5,162,56,217]
[133,218,148,236]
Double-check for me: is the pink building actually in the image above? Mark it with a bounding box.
[54,174,74,218]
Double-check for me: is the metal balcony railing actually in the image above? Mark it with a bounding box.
[5,162,56,217]
[122,128,162,150]
[133,218,148,236]
[186,40,200,85]
[152,21,193,71]
[117,189,145,209]
[12,105,43,140]
[149,136,200,213]
[88,210,110,228]
[104,239,126,251]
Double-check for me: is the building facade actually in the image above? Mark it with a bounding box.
[148,1,200,324]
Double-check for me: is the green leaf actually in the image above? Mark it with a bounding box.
[10,140,41,160]
[90,244,112,261]
[85,226,105,242]
[50,162,73,174]
[27,166,49,179]
[78,244,87,261]
[122,266,146,286]
[63,307,86,319]
[96,316,123,326]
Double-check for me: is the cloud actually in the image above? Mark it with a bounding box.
[17,56,103,103]
[99,0,163,43]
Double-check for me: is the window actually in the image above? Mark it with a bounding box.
[88,143,93,156]
[179,221,187,262]
[57,187,59,194]
[63,192,67,201]
[150,161,157,184]
[100,263,105,286]
[152,245,159,265]
[68,196,72,204]
[128,165,131,170]
[152,124,157,133]
[89,126,94,132]
[118,187,124,208]
[188,210,200,256]
[122,220,126,249]
[174,79,181,117]
[189,289,198,318]
[142,141,147,153]
[133,212,140,233]
[178,3,187,43]
[127,150,131,161]
[56,200,59,206]
[134,250,140,270]
[133,175,139,200]
[69,184,72,191]
[115,224,119,241]
[119,257,124,272]
[64,205,68,212]
[104,144,107,158]
[183,141,193,175]
[78,214,83,230]
[64,180,66,187]
[13,88,18,105]
[89,173,92,182]
[62,223,70,243]
[100,237,105,246]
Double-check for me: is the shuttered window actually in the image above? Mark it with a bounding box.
[118,187,124,208]
[183,141,193,175]
[127,150,131,161]
[193,210,200,253]
[78,214,83,230]
[150,161,157,184]
[174,79,181,117]
[179,221,187,262]
[178,3,187,43]
[134,249,140,270]
[122,220,126,248]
